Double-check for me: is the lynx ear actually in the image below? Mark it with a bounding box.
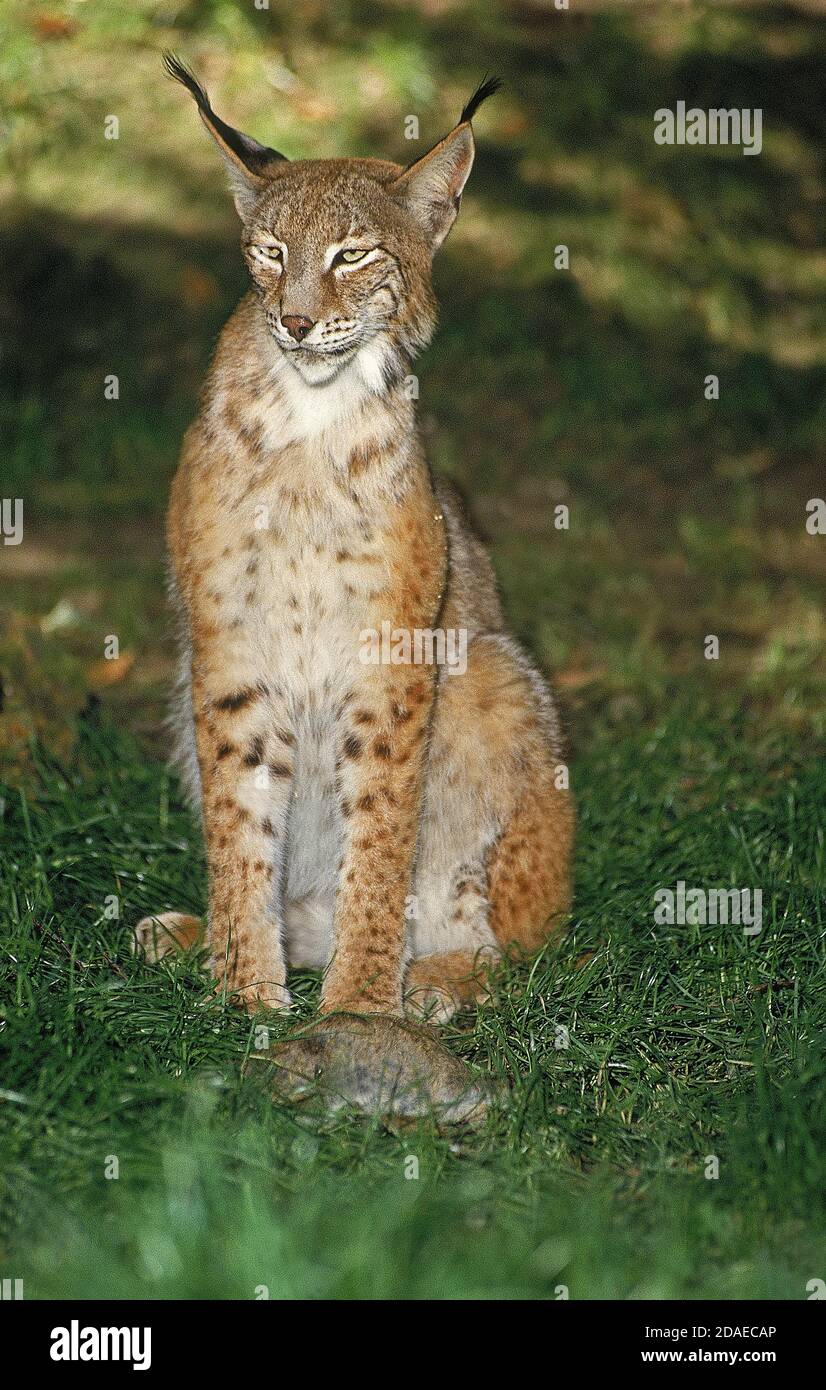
[164,52,287,219]
[390,76,501,253]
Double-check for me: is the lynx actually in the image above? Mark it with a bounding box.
[136,56,574,1032]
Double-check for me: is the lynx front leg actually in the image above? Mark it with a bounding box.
[321,669,435,1016]
[193,675,294,1011]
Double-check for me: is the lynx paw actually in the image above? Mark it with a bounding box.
[133,912,203,962]
[404,981,462,1025]
[403,951,495,1025]
[227,978,293,1014]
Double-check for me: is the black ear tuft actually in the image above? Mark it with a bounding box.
[163,51,211,113]
[162,50,286,173]
[459,75,502,126]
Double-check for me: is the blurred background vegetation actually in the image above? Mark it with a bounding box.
[1,0,824,770]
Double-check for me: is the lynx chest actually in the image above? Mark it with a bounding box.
[188,436,392,717]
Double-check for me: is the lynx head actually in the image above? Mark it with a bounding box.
[165,55,499,389]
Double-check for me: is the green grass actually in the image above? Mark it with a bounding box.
[1,0,825,1298]
[1,701,824,1298]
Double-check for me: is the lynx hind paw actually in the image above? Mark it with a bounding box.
[133,912,203,963]
[404,982,461,1025]
[403,954,495,1026]
[227,979,293,1014]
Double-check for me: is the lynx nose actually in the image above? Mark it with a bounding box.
[281,314,315,343]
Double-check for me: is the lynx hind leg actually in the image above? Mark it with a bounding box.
[487,774,573,957]
[405,854,499,1023]
[405,633,573,1021]
[441,631,573,956]
[133,912,204,963]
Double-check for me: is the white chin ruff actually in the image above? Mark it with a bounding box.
[288,351,348,385]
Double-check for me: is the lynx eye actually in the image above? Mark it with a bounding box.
[249,243,283,267]
[333,248,369,267]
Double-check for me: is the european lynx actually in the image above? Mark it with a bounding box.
[136,56,573,1026]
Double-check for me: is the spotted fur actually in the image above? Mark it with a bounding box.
[136,63,573,1020]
